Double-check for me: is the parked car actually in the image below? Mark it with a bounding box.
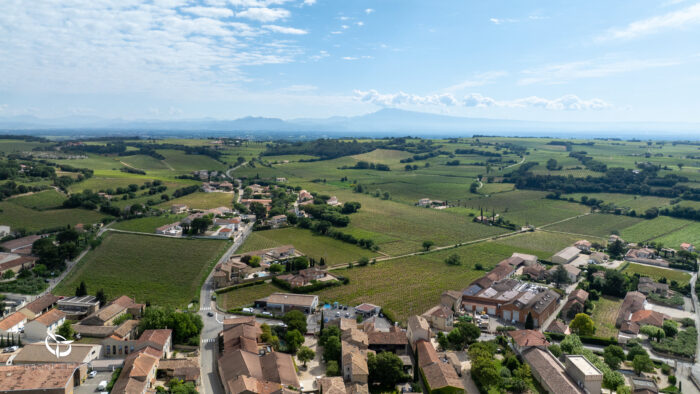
[242,307,254,313]
[88,370,98,378]
[207,311,214,317]
[97,381,108,391]
[261,311,273,317]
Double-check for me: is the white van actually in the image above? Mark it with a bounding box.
[96,380,108,391]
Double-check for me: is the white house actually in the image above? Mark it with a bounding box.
[0,311,28,335]
[24,308,66,341]
[155,223,183,237]
[551,246,581,265]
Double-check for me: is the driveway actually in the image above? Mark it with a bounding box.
[75,371,113,394]
[649,302,694,319]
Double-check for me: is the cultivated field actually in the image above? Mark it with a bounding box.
[155,191,234,210]
[219,240,545,322]
[621,263,692,286]
[217,282,279,311]
[493,231,591,259]
[590,296,623,338]
[0,201,109,232]
[54,232,229,308]
[111,214,188,233]
[8,189,66,210]
[543,213,643,238]
[620,216,695,243]
[651,222,700,249]
[562,193,672,212]
[236,228,379,265]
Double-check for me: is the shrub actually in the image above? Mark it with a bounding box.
[668,375,676,385]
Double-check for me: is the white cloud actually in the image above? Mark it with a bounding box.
[444,71,508,93]
[356,21,364,26]
[602,3,700,40]
[263,24,307,34]
[330,31,342,35]
[236,7,290,22]
[355,90,611,111]
[519,57,682,85]
[489,17,516,24]
[181,6,234,18]
[302,0,316,5]
[365,8,374,14]
[341,24,349,29]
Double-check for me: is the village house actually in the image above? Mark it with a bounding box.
[0,235,43,255]
[81,296,144,326]
[630,377,659,393]
[298,190,313,202]
[680,243,695,252]
[629,310,667,328]
[589,251,609,264]
[522,264,547,280]
[103,328,173,359]
[609,234,625,245]
[277,266,337,288]
[217,316,300,393]
[276,177,287,183]
[616,291,647,328]
[24,308,66,341]
[155,222,183,236]
[268,214,287,228]
[549,264,581,283]
[440,290,462,313]
[111,348,161,393]
[0,311,27,335]
[637,277,669,297]
[13,343,101,365]
[18,294,60,320]
[340,321,371,386]
[0,363,87,394]
[0,254,37,277]
[354,303,381,318]
[213,260,251,288]
[421,305,454,332]
[551,246,581,264]
[157,358,201,387]
[406,315,430,351]
[171,204,188,214]
[545,319,571,335]
[562,289,589,318]
[575,240,592,252]
[415,339,464,393]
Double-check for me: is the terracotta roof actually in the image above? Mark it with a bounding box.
[355,303,380,313]
[442,290,462,301]
[407,315,430,334]
[616,291,646,327]
[0,235,41,251]
[71,324,116,337]
[509,330,549,348]
[522,348,582,394]
[21,294,60,315]
[13,343,98,364]
[421,361,464,391]
[415,340,439,368]
[545,320,570,335]
[423,305,452,319]
[33,308,65,326]
[569,289,589,303]
[318,376,346,394]
[367,330,408,346]
[111,347,160,394]
[113,319,140,339]
[619,321,640,334]
[0,311,27,331]
[0,363,83,391]
[138,329,172,350]
[630,310,666,327]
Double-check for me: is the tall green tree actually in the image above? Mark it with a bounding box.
[525,312,534,330]
[75,281,87,297]
[569,313,595,336]
[368,352,409,388]
[296,346,315,367]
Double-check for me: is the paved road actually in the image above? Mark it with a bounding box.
[198,223,254,394]
[538,280,580,332]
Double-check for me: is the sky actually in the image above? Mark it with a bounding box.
[1,0,700,123]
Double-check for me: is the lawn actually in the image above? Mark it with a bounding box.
[219,240,547,323]
[111,214,188,233]
[620,216,694,243]
[621,263,691,286]
[156,192,234,210]
[0,201,109,232]
[543,213,643,238]
[237,228,379,266]
[7,189,66,210]
[54,232,229,308]
[493,231,592,259]
[590,296,623,339]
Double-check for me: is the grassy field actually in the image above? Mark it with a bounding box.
[111,214,187,233]
[219,240,546,322]
[54,232,229,308]
[7,189,66,210]
[217,282,279,310]
[236,228,379,265]
[0,201,109,232]
[651,221,700,249]
[159,149,226,171]
[620,216,694,243]
[544,214,644,238]
[493,231,592,259]
[621,263,692,286]
[590,296,623,338]
[156,192,234,210]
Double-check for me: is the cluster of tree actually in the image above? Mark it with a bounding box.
[399,151,442,163]
[367,352,410,389]
[404,164,419,171]
[340,161,390,171]
[569,151,607,172]
[120,167,146,175]
[560,334,626,389]
[61,141,127,154]
[511,165,700,201]
[0,180,46,200]
[32,229,87,271]
[469,341,534,393]
[74,282,107,306]
[445,159,461,166]
[172,185,200,198]
[319,326,342,376]
[660,204,700,221]
[436,319,480,350]
[298,218,376,250]
[299,204,350,227]
[454,148,502,157]
[63,190,105,209]
[155,378,198,394]
[55,164,93,178]
[546,158,562,171]
[139,306,204,346]
[263,139,380,160]
[280,310,307,353]
[0,332,22,347]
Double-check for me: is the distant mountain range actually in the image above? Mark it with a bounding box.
[1,108,698,139]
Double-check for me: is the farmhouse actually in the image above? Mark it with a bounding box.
[630,377,659,393]
[0,254,37,277]
[562,289,589,318]
[255,293,319,315]
[0,311,27,335]
[616,291,647,327]
[24,308,66,341]
[589,251,609,264]
[213,260,251,288]
[217,316,300,393]
[522,264,547,280]
[171,204,188,214]
[608,234,625,244]
[268,214,287,228]
[155,222,183,236]
[415,339,464,393]
[680,243,694,252]
[0,235,42,255]
[0,363,87,394]
[440,290,462,312]
[629,310,667,328]
[625,248,669,267]
[574,240,592,252]
[298,190,312,201]
[81,296,144,326]
[545,319,571,335]
[327,196,341,206]
[407,315,430,350]
[111,348,161,393]
[551,246,581,264]
[511,252,538,266]
[637,277,669,297]
[277,267,337,288]
[19,294,60,320]
[549,264,581,282]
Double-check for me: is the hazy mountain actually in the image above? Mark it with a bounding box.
[1,108,698,139]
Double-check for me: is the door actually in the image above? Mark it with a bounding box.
[512,311,520,322]
[503,310,511,320]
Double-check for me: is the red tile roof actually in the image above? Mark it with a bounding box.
[509,330,549,348]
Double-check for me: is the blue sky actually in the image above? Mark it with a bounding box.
[1,0,699,122]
